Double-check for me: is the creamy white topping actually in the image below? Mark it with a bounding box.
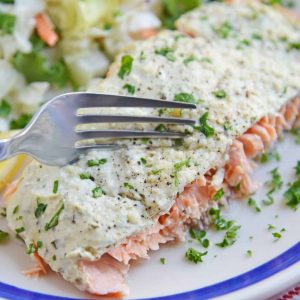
[6,2,300,292]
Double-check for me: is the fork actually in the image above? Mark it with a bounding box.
[0,92,196,166]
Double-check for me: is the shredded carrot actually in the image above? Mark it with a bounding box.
[35,13,58,47]
[3,179,20,202]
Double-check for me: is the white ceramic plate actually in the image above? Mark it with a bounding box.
[0,134,299,300]
[0,3,300,299]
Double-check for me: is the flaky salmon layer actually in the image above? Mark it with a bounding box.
[76,97,300,296]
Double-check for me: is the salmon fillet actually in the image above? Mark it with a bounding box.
[5,1,300,297]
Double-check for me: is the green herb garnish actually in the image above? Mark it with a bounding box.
[194,112,214,138]
[160,257,166,264]
[213,188,224,201]
[155,47,176,62]
[10,114,32,130]
[295,161,300,176]
[35,198,47,218]
[284,178,300,210]
[272,232,282,240]
[0,100,11,118]
[155,124,167,132]
[173,158,191,186]
[52,180,59,194]
[185,248,207,264]
[216,224,241,248]
[123,84,135,95]
[151,169,164,175]
[246,250,253,257]
[213,90,227,99]
[262,193,274,206]
[45,203,64,231]
[267,168,283,193]
[268,224,276,230]
[189,228,209,248]
[183,55,197,65]
[118,55,134,79]
[87,158,107,167]
[92,186,103,198]
[15,227,25,234]
[247,198,261,213]
[259,149,281,164]
[174,92,196,103]
[13,205,19,215]
[124,182,134,190]
[213,21,232,38]
[80,173,92,180]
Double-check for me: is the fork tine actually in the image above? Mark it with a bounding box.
[61,92,197,109]
[76,130,186,140]
[77,114,195,125]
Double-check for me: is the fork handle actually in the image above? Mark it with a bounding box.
[0,139,12,160]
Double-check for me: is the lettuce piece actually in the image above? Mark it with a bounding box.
[46,0,119,38]
[161,0,202,29]
[12,51,69,87]
[0,11,16,34]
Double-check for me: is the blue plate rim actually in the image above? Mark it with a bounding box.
[0,241,299,300]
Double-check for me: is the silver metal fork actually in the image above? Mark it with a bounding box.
[0,92,196,166]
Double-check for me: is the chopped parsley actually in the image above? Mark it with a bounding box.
[0,230,9,243]
[185,248,207,264]
[174,92,196,103]
[268,224,276,230]
[266,168,283,193]
[246,250,253,257]
[80,173,93,180]
[124,182,134,190]
[247,198,261,213]
[139,51,146,61]
[0,207,6,217]
[284,177,300,210]
[252,33,262,40]
[213,90,227,99]
[15,227,25,234]
[213,188,224,201]
[160,257,166,265]
[44,203,64,231]
[10,114,32,129]
[194,112,214,138]
[155,124,167,132]
[26,243,35,255]
[151,169,164,175]
[189,228,209,248]
[272,232,282,240]
[155,47,176,62]
[0,100,11,118]
[289,42,300,50]
[123,84,135,95]
[87,158,107,167]
[236,39,251,49]
[172,158,191,186]
[52,255,56,261]
[216,224,241,248]
[13,205,19,215]
[224,121,232,131]
[183,55,197,65]
[118,55,134,79]
[200,57,212,63]
[35,198,47,218]
[259,149,281,164]
[92,186,103,198]
[262,193,274,206]
[140,157,152,167]
[0,11,16,34]
[213,21,233,38]
[52,180,59,194]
